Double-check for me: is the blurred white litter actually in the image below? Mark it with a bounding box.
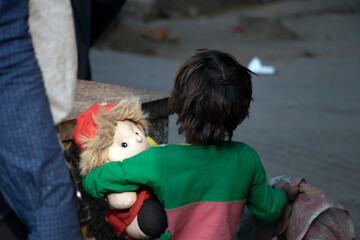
[247,57,275,75]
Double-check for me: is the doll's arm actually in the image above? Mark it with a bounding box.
[107,192,137,209]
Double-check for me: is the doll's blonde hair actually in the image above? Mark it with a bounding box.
[79,97,148,176]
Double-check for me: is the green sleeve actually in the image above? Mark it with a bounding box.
[246,153,287,224]
[82,148,160,198]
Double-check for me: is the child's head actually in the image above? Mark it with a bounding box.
[168,49,253,145]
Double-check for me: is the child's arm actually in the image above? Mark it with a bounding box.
[82,148,159,198]
[82,162,140,198]
[246,156,288,224]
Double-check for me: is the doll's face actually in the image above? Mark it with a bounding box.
[108,120,149,162]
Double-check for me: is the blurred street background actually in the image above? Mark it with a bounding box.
[88,0,360,236]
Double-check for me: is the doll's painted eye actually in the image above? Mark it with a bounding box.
[121,142,128,148]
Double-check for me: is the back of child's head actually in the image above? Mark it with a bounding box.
[169,49,253,145]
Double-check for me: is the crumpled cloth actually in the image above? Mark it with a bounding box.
[278,177,356,240]
[239,176,356,240]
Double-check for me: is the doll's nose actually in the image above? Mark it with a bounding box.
[136,135,142,142]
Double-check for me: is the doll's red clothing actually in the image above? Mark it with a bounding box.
[105,188,151,237]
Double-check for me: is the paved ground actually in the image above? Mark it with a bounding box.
[90,0,360,236]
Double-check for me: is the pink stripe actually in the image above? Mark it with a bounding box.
[165,201,246,239]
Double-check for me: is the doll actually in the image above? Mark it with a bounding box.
[72,97,167,239]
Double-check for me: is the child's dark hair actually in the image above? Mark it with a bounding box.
[168,49,254,145]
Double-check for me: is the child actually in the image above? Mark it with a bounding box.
[82,49,299,239]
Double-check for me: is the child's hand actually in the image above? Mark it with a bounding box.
[275,181,300,202]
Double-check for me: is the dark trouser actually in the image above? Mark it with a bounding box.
[70,0,126,80]
[0,210,28,240]
[238,206,280,240]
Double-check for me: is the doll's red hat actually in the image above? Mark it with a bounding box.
[72,103,116,152]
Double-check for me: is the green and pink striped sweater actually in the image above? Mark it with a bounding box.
[83,141,287,239]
